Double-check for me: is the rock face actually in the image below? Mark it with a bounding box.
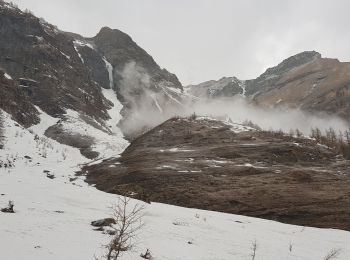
[0,70,39,127]
[91,27,182,94]
[186,77,245,98]
[90,27,186,137]
[0,2,185,153]
[83,117,350,231]
[252,53,350,120]
[245,51,321,96]
[187,51,350,121]
[0,3,110,122]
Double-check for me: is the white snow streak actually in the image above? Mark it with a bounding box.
[4,73,12,80]
[102,57,114,89]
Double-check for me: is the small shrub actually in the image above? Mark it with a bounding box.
[189,112,197,120]
[104,196,144,260]
[140,249,152,259]
[250,240,257,260]
[324,248,341,260]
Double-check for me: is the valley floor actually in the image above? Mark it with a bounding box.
[1,112,350,260]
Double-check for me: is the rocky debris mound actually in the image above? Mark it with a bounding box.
[82,116,350,230]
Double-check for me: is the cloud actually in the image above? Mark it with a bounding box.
[117,61,185,135]
[116,62,349,137]
[191,97,350,135]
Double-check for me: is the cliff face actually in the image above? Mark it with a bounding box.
[92,27,183,94]
[0,2,186,155]
[0,3,111,123]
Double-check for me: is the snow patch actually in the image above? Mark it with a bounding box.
[150,94,163,113]
[60,51,70,60]
[4,73,12,80]
[74,39,94,50]
[61,109,128,158]
[73,40,94,64]
[102,57,114,89]
[30,106,59,135]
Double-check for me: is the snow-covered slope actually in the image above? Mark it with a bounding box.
[1,111,350,260]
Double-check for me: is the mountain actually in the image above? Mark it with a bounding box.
[1,1,350,259]
[0,2,186,156]
[186,76,246,98]
[187,51,350,121]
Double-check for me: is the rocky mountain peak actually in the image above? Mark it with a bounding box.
[258,50,321,81]
[94,26,133,46]
[91,26,182,91]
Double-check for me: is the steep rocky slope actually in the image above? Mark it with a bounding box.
[89,27,188,136]
[188,51,350,121]
[82,117,350,231]
[252,53,350,120]
[186,76,245,98]
[0,1,186,154]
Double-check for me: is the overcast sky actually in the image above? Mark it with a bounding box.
[10,0,350,85]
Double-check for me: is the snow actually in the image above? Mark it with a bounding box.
[1,110,350,259]
[237,79,246,97]
[101,57,128,140]
[276,98,283,104]
[4,73,12,80]
[102,57,114,89]
[101,89,124,135]
[150,94,163,113]
[161,86,185,107]
[160,148,194,152]
[74,39,94,50]
[61,109,128,158]
[166,86,183,95]
[73,40,94,64]
[60,51,70,60]
[52,55,128,158]
[73,42,84,63]
[30,106,59,135]
[1,2,17,10]
[197,116,255,133]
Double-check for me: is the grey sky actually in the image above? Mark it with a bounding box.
[10,0,350,85]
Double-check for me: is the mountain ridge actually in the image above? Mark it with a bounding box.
[187,50,350,121]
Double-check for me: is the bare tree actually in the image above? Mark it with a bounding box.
[345,130,350,145]
[324,248,341,260]
[314,127,322,142]
[295,129,302,138]
[289,129,295,137]
[289,242,293,252]
[326,127,337,147]
[105,196,145,260]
